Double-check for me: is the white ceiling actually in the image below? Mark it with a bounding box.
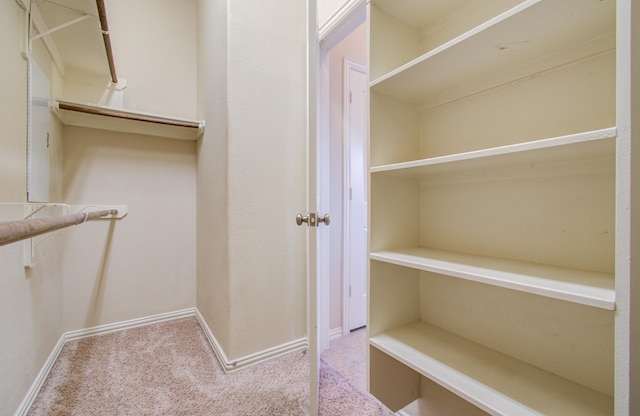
[33,0,111,76]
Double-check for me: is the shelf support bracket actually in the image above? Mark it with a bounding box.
[31,14,93,40]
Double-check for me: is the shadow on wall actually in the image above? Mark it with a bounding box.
[85,220,117,328]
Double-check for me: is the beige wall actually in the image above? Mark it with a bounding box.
[196,0,231,354]
[1,1,198,412]
[62,128,197,331]
[0,1,28,202]
[60,0,198,332]
[197,0,308,361]
[98,0,197,118]
[0,3,65,415]
[327,23,366,332]
[4,0,309,410]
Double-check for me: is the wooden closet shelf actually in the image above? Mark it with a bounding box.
[371,128,616,177]
[370,0,614,104]
[370,322,613,416]
[55,100,205,140]
[370,248,615,310]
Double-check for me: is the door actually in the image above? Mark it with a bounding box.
[344,58,367,331]
[306,1,320,415]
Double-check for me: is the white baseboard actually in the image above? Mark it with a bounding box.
[13,335,66,416]
[329,327,343,342]
[64,308,196,341]
[194,308,308,372]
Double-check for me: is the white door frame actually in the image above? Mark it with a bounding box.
[342,57,367,335]
[317,0,366,351]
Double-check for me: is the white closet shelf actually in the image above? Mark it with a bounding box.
[370,248,615,310]
[370,322,613,416]
[370,0,614,104]
[371,128,616,177]
[54,100,205,140]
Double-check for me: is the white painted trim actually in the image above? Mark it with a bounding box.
[13,308,195,416]
[13,335,65,416]
[319,0,366,50]
[342,57,367,336]
[65,308,196,341]
[194,309,309,372]
[329,327,344,342]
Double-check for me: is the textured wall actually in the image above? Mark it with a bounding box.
[0,3,64,415]
[197,0,308,361]
[62,127,197,331]
[196,0,231,354]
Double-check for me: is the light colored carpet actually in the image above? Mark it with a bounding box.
[321,328,368,393]
[27,317,388,415]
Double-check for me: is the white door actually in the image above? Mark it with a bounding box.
[306,2,320,414]
[344,58,367,331]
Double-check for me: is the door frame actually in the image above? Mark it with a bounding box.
[342,56,367,335]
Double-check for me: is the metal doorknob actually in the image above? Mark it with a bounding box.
[296,214,308,226]
[296,213,330,227]
[318,213,330,226]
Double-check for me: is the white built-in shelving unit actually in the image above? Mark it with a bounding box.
[367,0,635,414]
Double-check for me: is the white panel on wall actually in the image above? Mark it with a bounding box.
[27,59,50,202]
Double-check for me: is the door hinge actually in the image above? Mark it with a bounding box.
[349,91,352,104]
[349,285,352,297]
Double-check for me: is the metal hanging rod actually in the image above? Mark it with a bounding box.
[0,208,118,247]
[57,100,204,129]
[96,0,117,84]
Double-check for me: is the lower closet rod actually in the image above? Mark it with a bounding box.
[0,209,118,247]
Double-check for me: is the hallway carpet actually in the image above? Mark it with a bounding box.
[26,317,388,415]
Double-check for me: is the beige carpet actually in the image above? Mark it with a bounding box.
[321,328,368,393]
[27,317,388,415]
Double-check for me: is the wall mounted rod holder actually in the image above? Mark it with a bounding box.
[0,208,121,248]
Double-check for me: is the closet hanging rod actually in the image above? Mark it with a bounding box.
[96,0,118,84]
[0,209,117,247]
[57,100,203,129]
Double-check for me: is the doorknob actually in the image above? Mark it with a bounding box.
[296,213,330,227]
[296,214,309,226]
